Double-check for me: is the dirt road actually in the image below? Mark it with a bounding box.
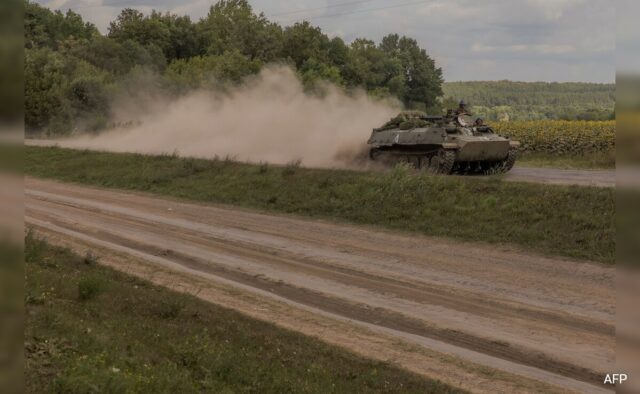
[25,139,614,187]
[505,167,614,187]
[25,178,614,393]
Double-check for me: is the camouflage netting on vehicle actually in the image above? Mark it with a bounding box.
[376,111,428,131]
[399,119,429,130]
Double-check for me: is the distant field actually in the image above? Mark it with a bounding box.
[25,146,615,262]
[443,81,615,121]
[25,232,461,393]
[493,120,615,154]
[491,120,616,169]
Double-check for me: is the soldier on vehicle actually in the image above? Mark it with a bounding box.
[455,100,469,115]
[367,108,520,174]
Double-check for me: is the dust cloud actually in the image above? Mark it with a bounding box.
[59,66,400,168]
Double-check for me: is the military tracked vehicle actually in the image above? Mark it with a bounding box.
[367,110,519,174]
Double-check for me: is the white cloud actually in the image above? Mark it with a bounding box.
[418,1,476,18]
[45,0,74,9]
[525,0,585,20]
[472,43,576,54]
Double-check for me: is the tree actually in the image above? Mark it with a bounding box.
[108,9,172,57]
[121,40,167,72]
[24,1,449,134]
[25,44,112,134]
[164,50,262,92]
[343,38,405,100]
[25,48,71,132]
[156,13,200,60]
[281,22,331,68]
[25,1,98,49]
[327,37,349,68]
[67,77,108,112]
[440,96,459,112]
[63,36,130,75]
[299,58,343,90]
[108,9,199,63]
[198,0,283,62]
[379,34,443,110]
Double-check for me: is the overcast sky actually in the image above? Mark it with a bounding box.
[37,0,615,83]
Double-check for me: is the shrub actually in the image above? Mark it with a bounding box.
[25,230,48,264]
[282,159,302,176]
[78,276,105,301]
[154,298,185,319]
[83,251,100,265]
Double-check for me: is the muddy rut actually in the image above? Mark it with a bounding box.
[25,177,614,393]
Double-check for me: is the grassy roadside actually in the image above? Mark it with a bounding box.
[25,146,614,263]
[0,239,23,394]
[516,152,615,169]
[25,231,463,393]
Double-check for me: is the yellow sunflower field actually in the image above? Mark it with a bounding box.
[492,120,615,155]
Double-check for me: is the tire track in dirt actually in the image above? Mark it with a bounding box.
[26,195,613,338]
[25,179,614,323]
[25,212,603,387]
[25,177,615,393]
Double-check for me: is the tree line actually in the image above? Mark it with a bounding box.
[25,0,444,135]
[442,81,615,121]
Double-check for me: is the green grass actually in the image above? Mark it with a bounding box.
[0,238,23,394]
[517,151,615,169]
[77,275,106,300]
[25,146,615,263]
[25,231,463,393]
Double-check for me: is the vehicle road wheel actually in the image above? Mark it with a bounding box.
[503,147,517,172]
[427,149,456,174]
[426,153,441,174]
[493,148,518,174]
[440,150,456,174]
[481,161,501,175]
[408,156,421,169]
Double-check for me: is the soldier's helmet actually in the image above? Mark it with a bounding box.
[459,100,467,107]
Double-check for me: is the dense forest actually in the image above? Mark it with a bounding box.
[25,0,444,135]
[443,81,615,121]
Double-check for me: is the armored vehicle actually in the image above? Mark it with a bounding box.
[367,110,519,174]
